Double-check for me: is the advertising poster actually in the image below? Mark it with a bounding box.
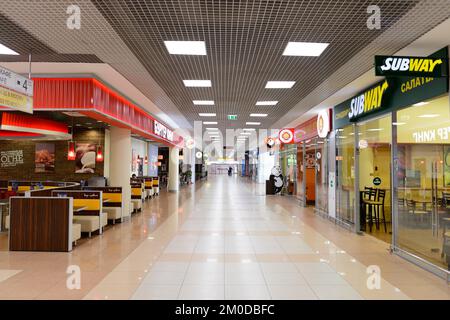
[445,146,450,187]
[75,143,96,174]
[35,143,55,173]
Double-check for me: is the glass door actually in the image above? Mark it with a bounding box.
[396,96,450,270]
[358,115,392,243]
[315,137,329,215]
[336,125,356,226]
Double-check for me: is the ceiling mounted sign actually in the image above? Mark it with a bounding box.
[154,120,174,142]
[0,66,34,114]
[317,110,330,138]
[375,55,448,78]
[279,128,294,144]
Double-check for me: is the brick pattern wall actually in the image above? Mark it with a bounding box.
[0,129,105,182]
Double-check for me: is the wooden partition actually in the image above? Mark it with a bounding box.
[131,182,143,200]
[9,197,73,252]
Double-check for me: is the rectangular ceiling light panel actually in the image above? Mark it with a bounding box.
[164,41,206,55]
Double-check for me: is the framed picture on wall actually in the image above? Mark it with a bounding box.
[75,143,96,174]
[35,143,55,173]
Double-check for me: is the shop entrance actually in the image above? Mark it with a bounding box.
[358,115,392,243]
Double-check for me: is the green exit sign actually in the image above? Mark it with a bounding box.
[228,115,237,120]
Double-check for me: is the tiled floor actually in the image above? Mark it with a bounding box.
[0,175,450,300]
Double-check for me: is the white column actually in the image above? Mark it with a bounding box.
[109,127,132,219]
[168,146,179,192]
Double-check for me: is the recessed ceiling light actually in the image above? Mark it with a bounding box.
[418,114,439,118]
[256,101,278,106]
[199,113,216,117]
[183,80,212,87]
[282,41,329,56]
[250,114,268,117]
[413,102,429,107]
[193,100,215,105]
[265,81,295,89]
[164,41,206,55]
[246,122,261,125]
[0,43,19,55]
[203,121,218,125]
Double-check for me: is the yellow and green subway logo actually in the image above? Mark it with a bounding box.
[375,55,448,77]
[348,80,389,120]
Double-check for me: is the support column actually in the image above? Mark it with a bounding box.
[109,127,132,220]
[168,146,180,192]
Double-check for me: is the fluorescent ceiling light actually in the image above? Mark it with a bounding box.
[203,121,218,125]
[199,113,216,117]
[392,122,406,126]
[256,101,278,106]
[418,114,439,118]
[164,41,206,55]
[243,128,256,131]
[206,128,219,130]
[265,81,295,89]
[183,80,212,87]
[413,102,429,107]
[0,43,19,55]
[250,113,268,117]
[246,122,261,125]
[241,132,252,135]
[282,42,329,56]
[193,100,214,105]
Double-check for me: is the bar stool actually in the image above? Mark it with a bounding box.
[362,187,378,232]
[372,189,387,232]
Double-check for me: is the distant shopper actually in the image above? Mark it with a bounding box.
[228,167,233,176]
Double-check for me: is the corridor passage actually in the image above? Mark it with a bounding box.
[82,176,450,300]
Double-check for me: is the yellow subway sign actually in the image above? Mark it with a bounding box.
[375,55,448,77]
[348,80,389,120]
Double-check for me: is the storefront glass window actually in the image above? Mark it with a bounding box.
[396,95,450,270]
[336,125,355,226]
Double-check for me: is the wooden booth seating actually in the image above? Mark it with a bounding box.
[131,182,144,212]
[144,178,154,199]
[72,223,81,245]
[83,187,124,224]
[9,197,75,252]
[52,190,106,238]
[152,177,160,196]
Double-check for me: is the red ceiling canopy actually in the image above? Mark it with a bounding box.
[31,77,183,147]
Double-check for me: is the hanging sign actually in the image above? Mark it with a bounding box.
[375,55,448,78]
[0,66,33,114]
[317,110,330,138]
[279,128,295,144]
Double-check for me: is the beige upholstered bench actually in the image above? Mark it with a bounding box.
[72,223,81,244]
